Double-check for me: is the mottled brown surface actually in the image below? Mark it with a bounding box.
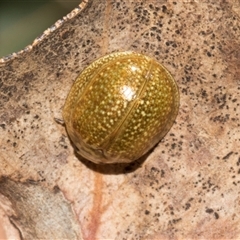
[0,0,240,239]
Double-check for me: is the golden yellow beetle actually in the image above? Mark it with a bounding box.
[63,51,179,164]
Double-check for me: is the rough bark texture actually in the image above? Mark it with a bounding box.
[0,0,240,239]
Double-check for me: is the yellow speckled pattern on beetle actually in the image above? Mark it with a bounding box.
[63,51,179,164]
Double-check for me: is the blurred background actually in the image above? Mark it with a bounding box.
[0,0,80,58]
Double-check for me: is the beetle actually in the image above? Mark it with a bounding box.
[63,51,179,164]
